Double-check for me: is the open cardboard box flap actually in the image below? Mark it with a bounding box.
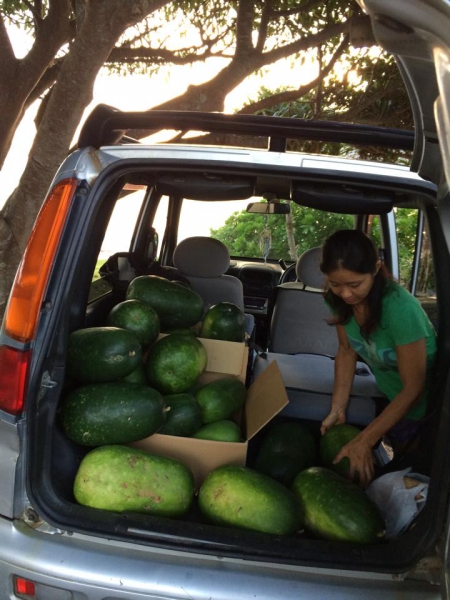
[200,337,248,383]
[243,360,288,439]
[131,356,288,488]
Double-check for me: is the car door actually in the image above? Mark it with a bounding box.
[359,0,450,592]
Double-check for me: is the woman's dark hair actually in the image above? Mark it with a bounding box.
[320,229,392,338]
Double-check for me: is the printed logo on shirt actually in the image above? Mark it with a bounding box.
[347,336,397,370]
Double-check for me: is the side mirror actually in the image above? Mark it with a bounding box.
[246,202,290,214]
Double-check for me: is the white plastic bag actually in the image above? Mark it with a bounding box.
[366,468,429,538]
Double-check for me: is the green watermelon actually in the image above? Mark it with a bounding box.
[195,377,247,423]
[320,424,361,479]
[126,275,203,329]
[59,382,166,446]
[200,302,246,342]
[255,422,318,487]
[106,299,160,348]
[159,393,203,437]
[74,445,194,517]
[67,327,142,383]
[146,334,207,394]
[292,466,386,543]
[122,362,148,385]
[198,465,301,535]
[192,420,242,442]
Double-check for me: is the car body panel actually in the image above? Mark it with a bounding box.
[0,417,19,518]
[0,519,441,600]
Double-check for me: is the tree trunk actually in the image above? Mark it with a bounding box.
[286,210,298,262]
[0,0,171,321]
[0,3,73,168]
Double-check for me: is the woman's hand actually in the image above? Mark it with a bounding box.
[320,408,346,435]
[321,325,356,435]
[333,435,375,488]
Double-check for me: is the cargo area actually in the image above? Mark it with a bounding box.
[23,156,450,577]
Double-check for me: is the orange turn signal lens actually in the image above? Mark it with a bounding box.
[4,179,78,343]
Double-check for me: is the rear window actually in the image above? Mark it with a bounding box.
[179,198,353,262]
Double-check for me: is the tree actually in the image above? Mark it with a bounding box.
[0,0,174,318]
[251,52,413,163]
[211,204,353,262]
[0,0,400,319]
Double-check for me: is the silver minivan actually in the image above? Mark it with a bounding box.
[2,1,450,598]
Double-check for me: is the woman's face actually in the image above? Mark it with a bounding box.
[326,267,377,307]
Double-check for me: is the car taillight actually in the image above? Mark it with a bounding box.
[4,178,78,344]
[13,575,36,597]
[0,178,78,416]
[0,346,30,415]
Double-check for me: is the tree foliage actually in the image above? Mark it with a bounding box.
[211,204,354,261]
[0,0,413,319]
[211,204,433,293]
[250,51,413,164]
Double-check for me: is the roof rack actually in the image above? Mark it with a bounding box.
[77,103,415,152]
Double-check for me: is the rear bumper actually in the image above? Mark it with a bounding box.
[0,517,441,600]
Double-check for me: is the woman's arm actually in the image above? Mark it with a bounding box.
[320,325,358,434]
[334,338,427,487]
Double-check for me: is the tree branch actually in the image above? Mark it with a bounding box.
[237,34,349,115]
[26,59,64,112]
[20,0,73,81]
[106,44,219,65]
[0,16,16,67]
[272,0,329,19]
[256,0,272,52]
[21,0,42,22]
[255,14,368,69]
[107,0,175,35]
[331,81,400,124]
[235,0,256,56]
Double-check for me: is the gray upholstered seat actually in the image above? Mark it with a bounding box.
[173,236,244,310]
[173,236,254,335]
[253,352,381,425]
[268,247,338,355]
[254,246,382,426]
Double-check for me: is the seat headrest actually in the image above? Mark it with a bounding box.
[295,247,325,290]
[173,237,230,277]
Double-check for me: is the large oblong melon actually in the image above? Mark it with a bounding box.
[74,445,194,517]
[59,382,166,446]
[198,465,301,535]
[292,466,386,544]
[126,275,203,329]
[67,326,142,383]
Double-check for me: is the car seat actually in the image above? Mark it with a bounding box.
[172,236,254,335]
[268,246,338,355]
[253,246,383,427]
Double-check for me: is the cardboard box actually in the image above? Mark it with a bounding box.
[197,337,248,384]
[131,338,288,487]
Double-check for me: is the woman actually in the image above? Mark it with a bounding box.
[320,229,437,487]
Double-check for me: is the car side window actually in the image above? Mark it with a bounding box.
[370,208,437,326]
[395,207,435,295]
[88,190,145,302]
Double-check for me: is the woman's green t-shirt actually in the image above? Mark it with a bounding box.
[343,283,437,420]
